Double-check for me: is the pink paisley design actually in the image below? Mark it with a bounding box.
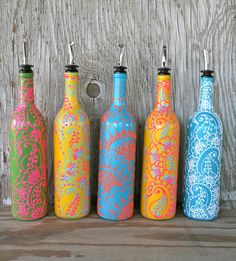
[9,74,48,221]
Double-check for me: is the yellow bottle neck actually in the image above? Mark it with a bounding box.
[63,72,80,109]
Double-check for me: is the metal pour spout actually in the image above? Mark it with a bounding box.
[162,45,167,67]
[203,49,211,71]
[68,41,75,64]
[118,44,125,66]
[23,41,28,65]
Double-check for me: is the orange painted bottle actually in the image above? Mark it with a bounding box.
[140,46,180,220]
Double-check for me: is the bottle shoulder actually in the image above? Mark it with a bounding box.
[10,104,45,128]
[145,109,179,127]
[54,106,89,125]
[101,105,136,125]
[188,110,222,127]
[187,110,223,136]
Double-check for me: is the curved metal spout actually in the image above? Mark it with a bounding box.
[118,44,125,66]
[162,45,167,67]
[203,49,211,70]
[68,41,75,64]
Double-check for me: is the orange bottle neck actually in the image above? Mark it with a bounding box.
[155,75,172,112]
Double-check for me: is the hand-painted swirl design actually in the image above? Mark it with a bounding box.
[97,73,136,221]
[54,73,90,219]
[9,72,48,220]
[183,77,223,220]
[141,75,180,220]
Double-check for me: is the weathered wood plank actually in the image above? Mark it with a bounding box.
[0,0,235,207]
[0,207,236,261]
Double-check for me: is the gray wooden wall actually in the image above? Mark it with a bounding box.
[0,0,235,208]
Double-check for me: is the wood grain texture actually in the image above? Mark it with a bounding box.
[0,0,235,208]
[0,207,236,261]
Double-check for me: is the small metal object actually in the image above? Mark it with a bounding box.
[203,49,211,70]
[68,41,75,64]
[118,44,125,66]
[162,45,167,67]
[23,41,28,65]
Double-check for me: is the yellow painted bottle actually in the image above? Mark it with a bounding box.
[140,46,180,220]
[54,42,90,219]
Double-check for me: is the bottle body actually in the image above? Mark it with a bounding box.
[9,72,48,220]
[54,73,90,219]
[97,73,136,220]
[141,74,180,220]
[183,76,222,220]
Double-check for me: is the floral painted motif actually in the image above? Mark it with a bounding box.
[97,72,136,220]
[183,77,223,220]
[141,75,180,220]
[9,72,48,220]
[54,73,90,219]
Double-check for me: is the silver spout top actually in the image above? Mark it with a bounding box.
[203,49,211,70]
[23,41,28,65]
[118,44,125,66]
[162,45,167,67]
[68,41,75,64]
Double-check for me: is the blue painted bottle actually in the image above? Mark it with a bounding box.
[183,49,223,221]
[97,45,136,220]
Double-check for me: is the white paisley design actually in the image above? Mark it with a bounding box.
[183,77,223,220]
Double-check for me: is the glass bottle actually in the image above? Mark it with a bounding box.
[183,49,223,220]
[9,42,48,220]
[54,42,90,219]
[97,45,136,220]
[140,46,180,220]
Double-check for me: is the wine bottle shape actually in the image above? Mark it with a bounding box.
[183,49,223,220]
[140,46,180,220]
[97,44,137,220]
[54,42,90,219]
[9,42,48,220]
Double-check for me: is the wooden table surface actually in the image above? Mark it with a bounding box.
[0,207,236,261]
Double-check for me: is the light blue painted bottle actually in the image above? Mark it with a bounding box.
[183,49,223,221]
[97,45,136,220]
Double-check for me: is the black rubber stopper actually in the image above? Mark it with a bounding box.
[19,64,33,73]
[65,64,79,72]
[158,67,171,75]
[114,66,127,74]
[201,69,214,77]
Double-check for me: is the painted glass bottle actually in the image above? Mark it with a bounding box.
[140,46,180,220]
[9,42,48,220]
[97,45,136,220]
[183,49,223,221]
[54,42,90,219]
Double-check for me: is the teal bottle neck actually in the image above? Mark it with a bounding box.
[198,76,215,112]
[112,73,127,106]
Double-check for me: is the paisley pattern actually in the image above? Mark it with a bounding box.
[97,73,136,220]
[54,73,90,219]
[141,75,180,220]
[183,77,223,220]
[9,72,48,220]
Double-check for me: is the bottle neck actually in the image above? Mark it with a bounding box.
[112,73,127,106]
[155,74,172,112]
[198,76,214,112]
[63,72,80,108]
[18,72,34,106]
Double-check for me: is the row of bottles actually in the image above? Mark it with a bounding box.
[9,42,222,222]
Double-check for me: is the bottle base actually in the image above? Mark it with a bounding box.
[97,212,133,221]
[11,212,47,221]
[55,210,90,220]
[140,211,176,221]
[183,212,218,221]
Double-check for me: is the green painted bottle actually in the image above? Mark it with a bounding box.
[9,42,48,220]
